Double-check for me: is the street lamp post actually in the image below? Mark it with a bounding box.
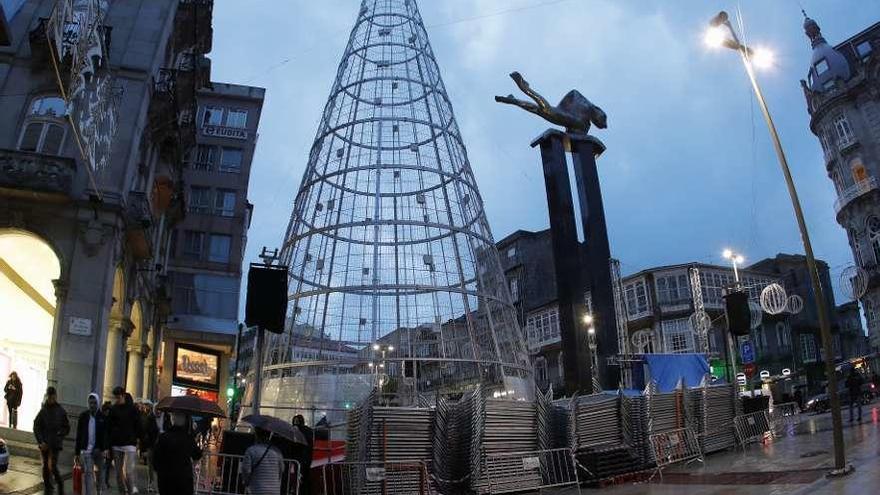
[722,249,746,389]
[372,343,394,403]
[584,314,599,391]
[706,11,849,475]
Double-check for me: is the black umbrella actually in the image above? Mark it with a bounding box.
[242,414,307,445]
[156,395,226,418]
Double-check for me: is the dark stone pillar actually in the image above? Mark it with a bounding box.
[531,130,593,395]
[570,135,620,390]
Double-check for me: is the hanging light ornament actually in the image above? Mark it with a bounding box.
[749,300,763,329]
[840,265,868,301]
[689,310,712,335]
[760,283,788,315]
[787,294,804,315]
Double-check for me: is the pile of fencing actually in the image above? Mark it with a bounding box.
[688,383,739,453]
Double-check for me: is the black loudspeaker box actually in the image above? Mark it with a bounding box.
[245,264,289,334]
[724,289,751,337]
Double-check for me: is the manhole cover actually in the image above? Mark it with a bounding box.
[800,450,827,458]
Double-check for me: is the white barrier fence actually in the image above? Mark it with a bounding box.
[322,461,433,495]
[733,410,772,447]
[648,427,703,479]
[194,452,302,495]
[484,448,581,494]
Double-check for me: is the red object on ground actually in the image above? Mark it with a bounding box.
[72,462,83,494]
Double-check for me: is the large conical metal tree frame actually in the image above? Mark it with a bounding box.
[264,0,532,418]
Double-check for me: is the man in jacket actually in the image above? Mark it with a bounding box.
[846,368,864,422]
[76,393,108,495]
[106,387,140,495]
[33,386,70,495]
[152,412,202,495]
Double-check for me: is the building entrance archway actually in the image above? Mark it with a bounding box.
[0,230,61,431]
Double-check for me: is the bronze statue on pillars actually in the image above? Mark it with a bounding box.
[496,72,619,394]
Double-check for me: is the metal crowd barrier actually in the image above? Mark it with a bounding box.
[733,410,772,447]
[648,427,703,479]
[322,461,432,495]
[769,402,801,434]
[194,452,302,495]
[484,448,580,494]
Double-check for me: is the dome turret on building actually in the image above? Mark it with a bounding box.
[805,16,851,92]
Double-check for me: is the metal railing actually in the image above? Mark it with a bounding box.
[485,448,580,494]
[733,410,772,447]
[648,427,703,479]
[194,452,301,495]
[322,461,432,495]
[834,177,878,214]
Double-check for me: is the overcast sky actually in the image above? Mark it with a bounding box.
[209,0,880,309]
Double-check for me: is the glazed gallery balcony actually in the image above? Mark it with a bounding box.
[834,176,878,215]
[0,148,80,200]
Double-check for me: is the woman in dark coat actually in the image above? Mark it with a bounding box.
[4,371,22,429]
[152,413,202,495]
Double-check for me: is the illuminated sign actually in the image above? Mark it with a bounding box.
[173,344,220,388]
[171,385,219,404]
[202,125,248,140]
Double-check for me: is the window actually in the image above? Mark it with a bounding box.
[18,96,67,155]
[189,186,212,214]
[208,234,232,263]
[662,318,695,354]
[823,80,836,91]
[867,217,880,264]
[507,246,516,258]
[851,159,868,184]
[656,273,690,305]
[850,229,866,267]
[699,270,735,307]
[525,306,560,348]
[29,96,66,117]
[819,131,833,160]
[183,231,205,259]
[815,58,829,75]
[833,114,855,147]
[215,189,236,217]
[624,279,649,317]
[219,147,243,172]
[830,169,844,194]
[856,40,872,58]
[800,333,817,363]
[193,145,216,171]
[508,278,519,301]
[225,109,248,128]
[534,357,548,384]
[776,322,791,350]
[203,106,224,126]
[632,329,656,354]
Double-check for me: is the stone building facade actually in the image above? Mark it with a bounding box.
[0,0,213,427]
[158,82,264,410]
[800,17,880,349]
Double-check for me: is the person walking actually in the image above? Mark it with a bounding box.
[76,393,108,495]
[100,401,114,490]
[151,412,202,495]
[138,402,159,492]
[4,371,22,429]
[846,368,864,422]
[240,428,284,495]
[107,387,140,495]
[33,387,70,495]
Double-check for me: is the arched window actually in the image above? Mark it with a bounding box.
[534,356,548,384]
[867,217,880,264]
[850,229,866,267]
[830,169,844,194]
[17,95,67,155]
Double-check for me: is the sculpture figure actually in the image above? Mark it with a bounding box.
[495,72,607,135]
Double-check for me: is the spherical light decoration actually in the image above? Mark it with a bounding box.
[787,295,804,315]
[749,301,763,329]
[840,265,868,300]
[689,310,712,335]
[631,330,653,352]
[760,283,788,315]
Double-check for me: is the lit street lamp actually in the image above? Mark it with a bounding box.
[722,249,745,283]
[584,314,598,389]
[705,10,849,475]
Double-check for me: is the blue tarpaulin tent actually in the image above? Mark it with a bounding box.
[640,354,711,392]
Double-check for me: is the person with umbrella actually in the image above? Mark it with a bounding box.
[151,412,202,495]
[240,415,306,495]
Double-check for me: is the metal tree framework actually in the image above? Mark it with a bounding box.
[261,0,532,420]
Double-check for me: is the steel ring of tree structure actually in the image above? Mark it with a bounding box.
[257,0,533,423]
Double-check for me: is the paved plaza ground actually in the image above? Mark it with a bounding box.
[1,404,878,494]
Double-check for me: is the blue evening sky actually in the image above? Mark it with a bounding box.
[208,0,880,308]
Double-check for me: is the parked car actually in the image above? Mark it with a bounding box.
[0,438,9,474]
[805,383,875,414]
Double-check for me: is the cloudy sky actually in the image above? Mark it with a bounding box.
[208,0,880,307]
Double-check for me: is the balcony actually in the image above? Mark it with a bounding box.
[175,0,214,55]
[125,191,155,260]
[834,177,878,215]
[0,148,79,200]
